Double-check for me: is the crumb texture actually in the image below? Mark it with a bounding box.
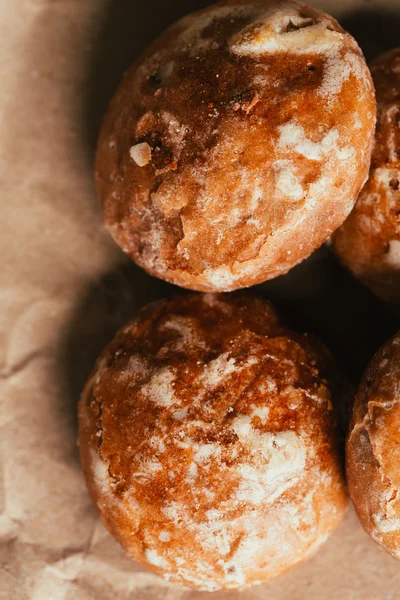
[96,0,376,292]
[79,294,348,590]
[347,332,400,559]
[332,49,400,304]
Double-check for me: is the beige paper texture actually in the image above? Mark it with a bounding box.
[1,1,400,598]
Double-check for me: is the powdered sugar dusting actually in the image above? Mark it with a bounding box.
[201,266,236,289]
[81,295,348,590]
[275,165,305,200]
[230,3,343,57]
[318,50,368,100]
[251,405,270,422]
[90,450,111,496]
[172,407,188,421]
[198,353,238,388]
[372,512,400,535]
[149,435,166,454]
[278,121,352,161]
[233,429,307,505]
[145,549,170,569]
[193,442,221,463]
[141,367,177,407]
[134,459,163,480]
[162,316,206,350]
[98,0,374,293]
[159,531,171,542]
[375,167,400,190]
[370,485,400,557]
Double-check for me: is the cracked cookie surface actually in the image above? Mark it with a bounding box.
[347,331,400,559]
[333,49,400,305]
[95,0,376,291]
[79,293,348,590]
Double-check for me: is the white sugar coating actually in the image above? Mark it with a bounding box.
[187,462,198,481]
[198,353,238,388]
[370,482,400,553]
[372,512,400,535]
[201,266,236,289]
[232,415,254,442]
[175,569,219,592]
[318,50,369,100]
[162,502,181,523]
[203,489,216,502]
[230,3,343,57]
[174,434,191,451]
[167,504,235,557]
[193,442,221,463]
[145,549,170,569]
[246,217,261,228]
[116,355,151,387]
[156,450,332,589]
[130,142,152,167]
[375,167,399,189]
[159,531,171,542]
[81,294,349,590]
[385,240,400,268]
[98,0,374,295]
[205,508,222,521]
[141,367,177,407]
[162,316,206,349]
[127,355,150,375]
[275,167,304,200]
[234,431,307,505]
[214,530,231,555]
[306,176,332,209]
[318,51,351,99]
[278,122,350,162]
[337,145,355,160]
[90,450,110,495]
[149,435,166,453]
[135,459,163,479]
[259,379,278,393]
[161,111,187,150]
[172,407,188,421]
[251,406,270,422]
[230,511,313,572]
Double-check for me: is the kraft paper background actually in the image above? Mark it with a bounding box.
[1,1,400,598]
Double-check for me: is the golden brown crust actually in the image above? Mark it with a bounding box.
[95,0,376,292]
[332,49,400,304]
[346,332,400,560]
[79,293,348,590]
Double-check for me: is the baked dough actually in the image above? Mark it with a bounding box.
[79,293,348,590]
[333,49,400,304]
[95,0,376,292]
[347,331,400,560]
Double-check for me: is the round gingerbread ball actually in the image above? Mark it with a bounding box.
[95,0,376,292]
[79,293,348,590]
[332,49,400,304]
[347,332,400,559]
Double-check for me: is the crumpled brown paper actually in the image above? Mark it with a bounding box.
[1,1,400,598]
